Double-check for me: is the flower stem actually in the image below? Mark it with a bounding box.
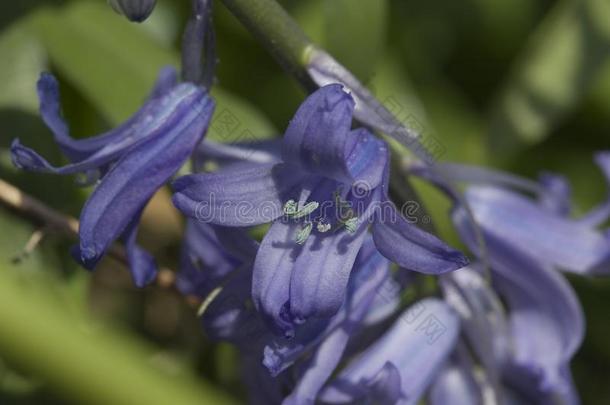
[218,0,314,85]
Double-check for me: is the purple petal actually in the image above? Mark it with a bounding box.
[463,186,610,275]
[429,362,481,405]
[372,208,469,274]
[123,209,157,288]
[504,364,580,405]
[147,66,179,99]
[578,151,610,227]
[595,150,610,181]
[13,79,198,176]
[33,69,177,162]
[282,86,388,189]
[282,326,352,405]
[251,220,301,336]
[77,85,214,269]
[538,172,571,216]
[263,238,391,376]
[454,206,585,395]
[289,227,369,323]
[441,267,510,382]
[343,128,388,190]
[320,298,460,404]
[282,84,355,184]
[172,162,309,226]
[365,363,403,404]
[11,132,144,175]
[36,73,72,156]
[253,180,382,334]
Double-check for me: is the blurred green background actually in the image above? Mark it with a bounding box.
[0,0,609,403]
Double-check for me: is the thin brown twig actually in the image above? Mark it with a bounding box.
[0,178,177,289]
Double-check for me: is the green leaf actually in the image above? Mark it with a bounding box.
[0,260,237,405]
[489,0,610,155]
[323,0,388,82]
[0,20,46,113]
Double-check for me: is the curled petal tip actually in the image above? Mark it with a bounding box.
[446,252,470,272]
[70,245,102,271]
[37,72,58,92]
[10,139,51,172]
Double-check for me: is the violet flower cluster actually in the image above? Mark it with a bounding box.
[9,1,610,404]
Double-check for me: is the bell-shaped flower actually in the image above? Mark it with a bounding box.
[264,237,395,375]
[454,207,584,403]
[410,158,587,402]
[411,153,610,276]
[279,238,397,404]
[317,298,459,404]
[173,84,467,336]
[11,68,215,286]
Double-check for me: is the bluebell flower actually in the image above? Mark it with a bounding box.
[108,0,157,22]
[440,265,582,404]
[263,238,398,379]
[404,158,596,403]
[11,68,215,286]
[314,298,459,404]
[411,153,610,276]
[193,236,459,405]
[172,84,468,336]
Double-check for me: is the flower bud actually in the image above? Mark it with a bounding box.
[108,0,157,23]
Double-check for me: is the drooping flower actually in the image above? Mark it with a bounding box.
[440,264,582,404]
[172,84,468,335]
[11,68,215,286]
[411,154,610,276]
[192,236,455,405]
[108,0,157,22]
[264,238,397,380]
[407,159,591,403]
[316,298,459,404]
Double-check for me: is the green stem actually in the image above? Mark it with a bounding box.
[219,0,313,85]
